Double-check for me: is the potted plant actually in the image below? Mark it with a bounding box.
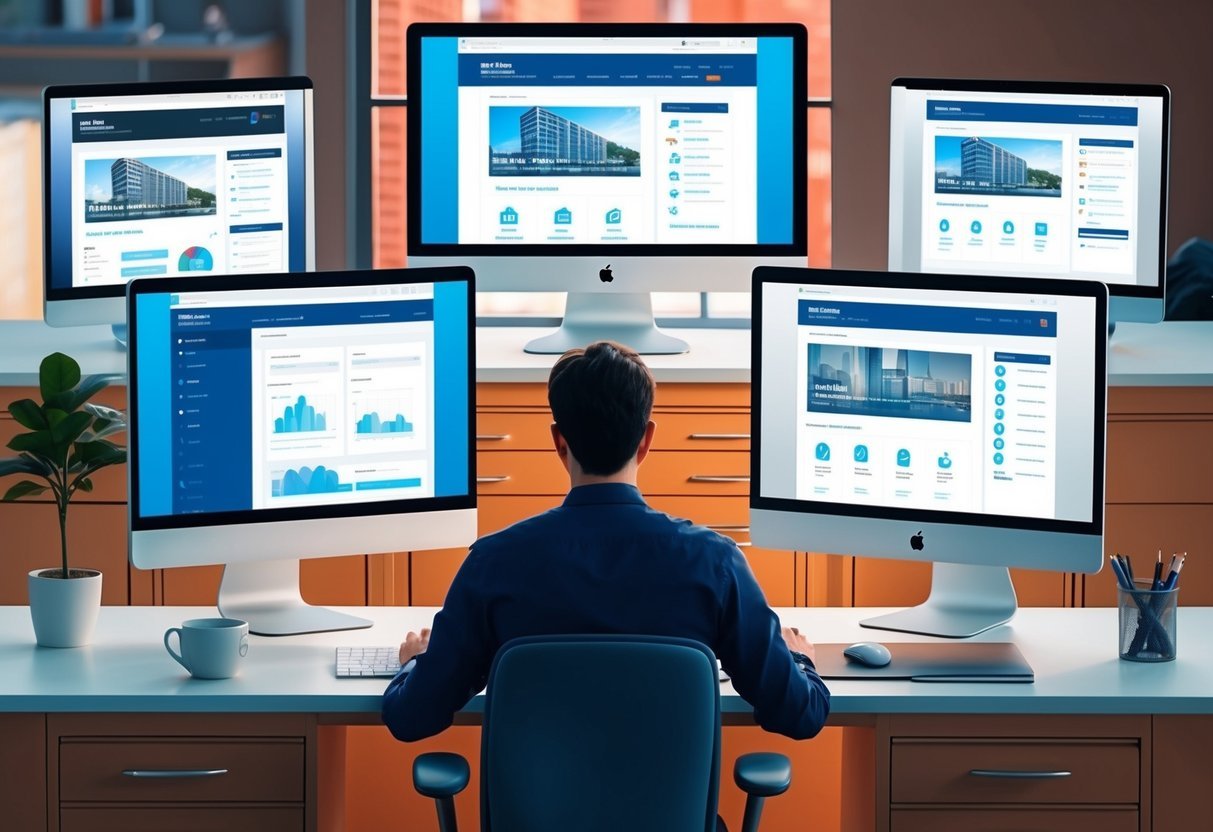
[0,353,125,647]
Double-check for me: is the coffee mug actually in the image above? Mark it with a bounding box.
[164,618,249,679]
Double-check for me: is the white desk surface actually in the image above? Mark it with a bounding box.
[1,605,1211,717]
[1,319,1210,387]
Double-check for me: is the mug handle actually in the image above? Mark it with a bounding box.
[164,628,190,671]
[239,634,249,658]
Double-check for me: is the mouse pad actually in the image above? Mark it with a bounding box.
[813,642,1034,683]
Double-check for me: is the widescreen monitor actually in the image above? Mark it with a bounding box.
[127,267,475,635]
[407,23,807,353]
[44,77,316,341]
[888,79,1169,325]
[752,267,1107,637]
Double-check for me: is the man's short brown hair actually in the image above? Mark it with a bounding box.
[547,341,656,476]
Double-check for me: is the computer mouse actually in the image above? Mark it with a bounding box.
[843,641,892,668]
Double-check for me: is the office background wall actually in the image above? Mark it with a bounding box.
[831,0,1213,270]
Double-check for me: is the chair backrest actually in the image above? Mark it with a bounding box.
[481,634,721,832]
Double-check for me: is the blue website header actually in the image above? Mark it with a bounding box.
[926,99,1138,127]
[171,298,434,334]
[798,300,1057,338]
[457,53,757,86]
[72,105,286,143]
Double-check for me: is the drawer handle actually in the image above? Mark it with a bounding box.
[688,433,750,441]
[122,769,229,779]
[477,475,511,483]
[688,475,750,483]
[706,525,751,533]
[476,434,511,442]
[969,769,1072,779]
[735,541,753,548]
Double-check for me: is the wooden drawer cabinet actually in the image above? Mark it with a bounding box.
[60,807,304,832]
[890,808,1137,832]
[890,739,1137,804]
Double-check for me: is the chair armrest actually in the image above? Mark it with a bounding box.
[413,752,471,799]
[734,752,791,797]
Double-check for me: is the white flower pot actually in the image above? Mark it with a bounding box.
[28,569,102,648]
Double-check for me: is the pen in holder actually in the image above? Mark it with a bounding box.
[1118,580,1178,663]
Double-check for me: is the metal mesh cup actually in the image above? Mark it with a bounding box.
[1118,582,1178,662]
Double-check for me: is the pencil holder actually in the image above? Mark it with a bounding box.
[1118,582,1178,662]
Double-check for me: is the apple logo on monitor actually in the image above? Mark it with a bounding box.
[599,264,613,283]
[910,531,925,551]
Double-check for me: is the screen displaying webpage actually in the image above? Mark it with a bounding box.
[47,89,310,292]
[418,35,794,246]
[889,87,1166,287]
[759,282,1099,523]
[133,282,470,519]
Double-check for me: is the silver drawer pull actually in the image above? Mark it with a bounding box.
[688,475,750,483]
[969,769,1072,779]
[477,475,511,483]
[706,525,751,533]
[688,433,750,441]
[122,769,229,779]
[476,434,511,442]
[735,542,753,548]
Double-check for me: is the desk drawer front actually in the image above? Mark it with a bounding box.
[61,806,303,832]
[890,739,1137,804]
[891,808,1137,832]
[639,451,751,496]
[59,739,304,802]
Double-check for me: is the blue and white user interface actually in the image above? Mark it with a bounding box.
[760,282,1098,522]
[889,87,1166,286]
[47,88,310,292]
[134,282,470,518]
[418,35,795,246]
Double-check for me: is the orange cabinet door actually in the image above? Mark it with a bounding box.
[160,556,368,607]
[1088,504,1213,606]
[0,503,129,605]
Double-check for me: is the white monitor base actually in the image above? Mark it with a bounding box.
[860,562,1018,639]
[524,292,689,355]
[217,559,372,636]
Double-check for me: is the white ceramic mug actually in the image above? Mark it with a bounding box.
[164,618,249,679]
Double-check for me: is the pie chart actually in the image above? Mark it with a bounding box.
[178,246,214,271]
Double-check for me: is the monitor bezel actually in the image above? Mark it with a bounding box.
[889,76,1170,301]
[405,22,808,258]
[126,266,477,532]
[43,76,316,306]
[750,265,1108,537]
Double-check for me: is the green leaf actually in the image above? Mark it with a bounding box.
[74,440,126,468]
[45,408,68,429]
[18,452,55,477]
[75,477,94,493]
[50,411,92,448]
[39,353,81,402]
[59,374,122,412]
[2,480,48,501]
[7,399,47,431]
[0,457,44,478]
[7,431,56,456]
[83,402,125,424]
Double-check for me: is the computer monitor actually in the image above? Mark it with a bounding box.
[888,79,1169,325]
[44,77,316,342]
[406,23,807,354]
[751,267,1107,638]
[127,267,475,635]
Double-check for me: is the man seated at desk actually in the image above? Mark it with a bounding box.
[382,341,830,742]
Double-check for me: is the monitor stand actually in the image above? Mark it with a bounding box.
[859,562,1017,639]
[217,559,372,636]
[523,292,689,355]
[112,324,128,348]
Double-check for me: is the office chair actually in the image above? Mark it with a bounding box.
[413,634,792,832]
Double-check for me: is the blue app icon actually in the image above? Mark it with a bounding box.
[554,207,573,224]
[499,206,519,225]
[939,219,950,232]
[668,119,680,129]
[605,208,622,224]
[938,452,952,470]
[668,206,679,216]
[995,365,1006,376]
[993,453,1005,465]
[971,220,983,234]
[669,189,680,199]
[815,442,831,462]
[995,408,1005,420]
[896,448,911,467]
[669,152,681,164]
[994,422,1005,435]
[853,444,869,463]
[1035,222,1048,236]
[1003,220,1015,234]
[994,438,1005,450]
[994,379,1007,391]
[669,170,680,181]
[995,393,1006,406]
[1079,198,1086,205]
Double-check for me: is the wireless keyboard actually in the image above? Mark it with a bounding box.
[335,646,409,678]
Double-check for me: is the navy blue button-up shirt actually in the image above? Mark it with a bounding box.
[382,483,830,741]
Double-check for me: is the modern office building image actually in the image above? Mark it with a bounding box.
[111,157,189,207]
[960,137,1027,186]
[520,106,607,164]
